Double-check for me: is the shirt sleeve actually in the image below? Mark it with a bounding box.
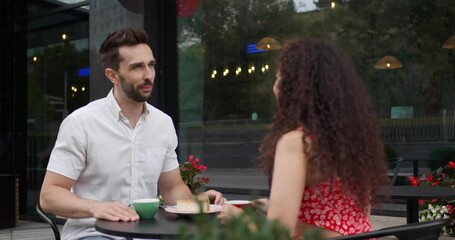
[161,118,179,172]
[46,115,87,180]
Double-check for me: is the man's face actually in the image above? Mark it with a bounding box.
[118,73,151,102]
[116,44,156,102]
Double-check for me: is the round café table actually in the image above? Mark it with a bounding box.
[376,186,455,224]
[95,207,202,239]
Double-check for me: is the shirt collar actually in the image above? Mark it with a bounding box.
[107,89,151,121]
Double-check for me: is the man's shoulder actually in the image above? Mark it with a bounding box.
[67,98,108,119]
[146,103,172,120]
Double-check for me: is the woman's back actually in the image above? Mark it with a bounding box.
[260,39,388,237]
[298,178,371,237]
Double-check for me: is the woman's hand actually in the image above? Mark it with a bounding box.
[253,198,269,212]
[217,204,244,224]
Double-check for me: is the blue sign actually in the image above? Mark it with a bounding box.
[246,44,265,54]
[78,67,90,77]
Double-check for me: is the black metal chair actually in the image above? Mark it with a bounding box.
[388,157,405,185]
[327,218,452,240]
[36,202,61,240]
[388,157,441,185]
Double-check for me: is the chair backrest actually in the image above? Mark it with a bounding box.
[36,203,61,240]
[389,157,405,185]
[327,218,452,240]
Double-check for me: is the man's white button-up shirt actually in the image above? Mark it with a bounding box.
[47,89,179,240]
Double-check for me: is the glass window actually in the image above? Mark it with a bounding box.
[26,1,89,212]
[176,0,455,182]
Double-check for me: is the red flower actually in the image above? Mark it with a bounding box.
[447,161,455,169]
[180,154,209,193]
[409,176,420,186]
[430,180,441,186]
[414,162,455,230]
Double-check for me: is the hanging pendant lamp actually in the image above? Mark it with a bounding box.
[374,55,403,69]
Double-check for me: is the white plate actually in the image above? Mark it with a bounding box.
[225,200,251,205]
[164,204,222,215]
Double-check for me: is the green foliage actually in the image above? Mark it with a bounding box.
[178,205,323,240]
[300,0,455,116]
[413,161,455,236]
[429,147,455,171]
[158,195,165,206]
[178,0,455,120]
[178,0,298,121]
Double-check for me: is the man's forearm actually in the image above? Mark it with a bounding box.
[161,182,194,205]
[40,185,96,219]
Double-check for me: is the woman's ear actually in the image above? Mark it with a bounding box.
[105,68,118,85]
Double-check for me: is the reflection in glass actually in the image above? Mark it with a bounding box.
[26,2,89,213]
[374,56,403,70]
[442,35,455,49]
[177,0,455,170]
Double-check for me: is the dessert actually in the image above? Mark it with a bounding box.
[176,195,210,213]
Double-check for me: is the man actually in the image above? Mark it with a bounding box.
[39,29,223,240]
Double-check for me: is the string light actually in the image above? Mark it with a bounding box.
[248,65,256,74]
[235,67,242,75]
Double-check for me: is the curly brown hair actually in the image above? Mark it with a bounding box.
[259,39,389,209]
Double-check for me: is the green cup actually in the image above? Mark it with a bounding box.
[131,198,159,219]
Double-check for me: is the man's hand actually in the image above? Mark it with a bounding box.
[87,201,139,222]
[198,190,225,205]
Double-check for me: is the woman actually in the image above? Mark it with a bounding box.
[218,39,389,238]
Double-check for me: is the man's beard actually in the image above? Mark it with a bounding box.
[119,75,153,102]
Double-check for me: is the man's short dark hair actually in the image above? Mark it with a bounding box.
[99,29,150,70]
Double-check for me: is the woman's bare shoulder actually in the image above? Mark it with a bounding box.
[277,129,305,149]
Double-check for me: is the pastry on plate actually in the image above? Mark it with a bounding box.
[176,195,210,213]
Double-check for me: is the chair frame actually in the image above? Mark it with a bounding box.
[327,218,452,240]
[389,157,441,185]
[36,203,61,240]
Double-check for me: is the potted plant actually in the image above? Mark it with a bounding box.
[180,154,210,193]
[409,161,455,236]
